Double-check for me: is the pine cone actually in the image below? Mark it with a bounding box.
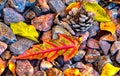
[66,7,94,33]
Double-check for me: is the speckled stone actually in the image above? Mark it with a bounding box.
[0,22,17,44]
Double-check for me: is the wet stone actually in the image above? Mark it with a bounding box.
[87,38,99,49]
[99,40,111,55]
[3,8,25,24]
[48,0,66,13]
[40,59,53,70]
[85,49,100,63]
[52,25,71,39]
[16,60,34,76]
[0,41,7,55]
[110,41,120,55]
[8,0,26,12]
[31,14,55,31]
[0,22,17,44]
[116,50,120,64]
[46,68,63,76]
[10,38,34,55]
[73,50,86,62]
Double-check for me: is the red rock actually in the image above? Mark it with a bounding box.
[0,41,7,55]
[87,38,99,49]
[99,40,111,55]
[31,14,55,31]
[41,30,52,41]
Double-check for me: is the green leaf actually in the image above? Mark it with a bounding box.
[84,2,111,22]
[10,22,39,42]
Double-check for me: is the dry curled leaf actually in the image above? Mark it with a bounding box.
[84,2,110,22]
[10,22,39,42]
[100,21,116,35]
[13,34,81,61]
[64,68,82,76]
[101,63,120,76]
[66,2,81,13]
[8,61,16,76]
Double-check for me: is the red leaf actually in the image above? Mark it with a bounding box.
[14,34,80,61]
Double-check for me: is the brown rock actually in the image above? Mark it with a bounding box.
[1,50,11,60]
[16,60,34,76]
[46,68,63,76]
[110,41,120,55]
[99,40,111,55]
[31,14,55,31]
[41,30,52,40]
[87,38,99,49]
[116,50,120,63]
[0,41,7,55]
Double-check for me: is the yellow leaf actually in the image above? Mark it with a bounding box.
[100,21,116,35]
[101,63,120,76]
[8,61,16,76]
[64,68,82,76]
[66,2,81,13]
[0,58,6,75]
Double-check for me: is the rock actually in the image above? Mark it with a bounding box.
[98,55,112,72]
[33,71,46,76]
[62,64,72,71]
[0,22,17,44]
[31,14,55,31]
[62,0,75,5]
[110,41,120,55]
[52,25,71,39]
[1,51,11,60]
[0,0,7,10]
[85,49,100,63]
[87,38,99,49]
[48,0,66,13]
[100,34,116,42]
[46,68,63,76]
[40,59,53,70]
[26,0,36,7]
[3,8,25,24]
[51,61,61,68]
[8,0,26,12]
[79,41,86,49]
[38,0,50,12]
[55,56,64,67]
[73,50,86,62]
[0,41,7,55]
[33,6,42,16]
[74,62,86,69]
[10,38,34,55]
[41,30,52,40]
[116,50,120,63]
[99,40,111,55]
[16,60,34,76]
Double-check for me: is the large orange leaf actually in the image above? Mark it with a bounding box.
[100,21,116,35]
[13,34,81,61]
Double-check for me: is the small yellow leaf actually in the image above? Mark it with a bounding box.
[101,63,120,76]
[8,61,16,76]
[0,58,6,75]
[64,68,82,76]
[100,21,116,35]
[66,2,81,13]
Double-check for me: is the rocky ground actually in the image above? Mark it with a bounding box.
[0,0,120,76]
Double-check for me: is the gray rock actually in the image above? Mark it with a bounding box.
[0,41,7,55]
[87,38,99,49]
[3,8,25,24]
[99,40,111,55]
[16,60,34,76]
[52,25,71,39]
[116,50,120,64]
[0,22,17,44]
[0,0,7,10]
[73,50,86,62]
[49,0,66,13]
[10,38,34,55]
[110,41,120,55]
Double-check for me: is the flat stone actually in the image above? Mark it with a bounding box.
[10,38,34,55]
[0,22,17,44]
[16,60,34,76]
[31,14,55,31]
[48,0,66,13]
[87,38,99,49]
[116,50,120,63]
[3,8,25,24]
[0,41,7,55]
[99,40,111,55]
[52,25,71,39]
[110,41,120,55]
[8,0,26,12]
